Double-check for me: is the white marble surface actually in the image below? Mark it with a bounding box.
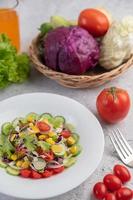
[0,0,133,199]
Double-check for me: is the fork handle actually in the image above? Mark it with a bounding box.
[127,161,133,168]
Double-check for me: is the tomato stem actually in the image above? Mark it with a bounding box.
[109,87,117,100]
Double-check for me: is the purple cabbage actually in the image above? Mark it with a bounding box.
[44,26,100,75]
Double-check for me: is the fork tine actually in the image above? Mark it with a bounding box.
[109,134,125,161]
[117,129,133,154]
[113,129,131,156]
[112,131,128,158]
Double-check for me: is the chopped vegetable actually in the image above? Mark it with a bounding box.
[0,113,81,179]
[0,34,30,89]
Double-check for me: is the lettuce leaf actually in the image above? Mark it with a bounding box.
[0,134,15,157]
[0,34,30,89]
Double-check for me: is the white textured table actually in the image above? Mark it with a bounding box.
[0,0,133,199]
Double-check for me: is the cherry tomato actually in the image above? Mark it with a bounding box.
[53,166,64,174]
[43,151,54,162]
[114,165,131,183]
[96,87,130,123]
[116,187,133,200]
[42,170,53,178]
[61,130,71,138]
[31,170,42,179]
[78,8,109,37]
[103,174,122,192]
[105,193,116,200]
[36,121,50,132]
[20,169,31,178]
[93,182,107,199]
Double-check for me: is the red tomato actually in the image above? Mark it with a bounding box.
[93,182,107,199]
[31,170,42,179]
[96,87,130,123]
[105,193,116,200]
[36,121,50,132]
[103,174,122,192]
[42,170,53,178]
[20,169,31,178]
[43,151,54,162]
[116,187,133,200]
[78,8,109,37]
[53,166,64,174]
[113,165,131,183]
[61,130,71,138]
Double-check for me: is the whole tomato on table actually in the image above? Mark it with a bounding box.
[96,87,130,123]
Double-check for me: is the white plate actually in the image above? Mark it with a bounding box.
[0,93,104,199]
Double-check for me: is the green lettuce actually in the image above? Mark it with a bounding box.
[0,34,30,89]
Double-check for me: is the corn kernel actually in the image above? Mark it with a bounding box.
[31,125,40,133]
[11,154,18,161]
[29,123,33,127]
[21,161,30,169]
[67,136,75,146]
[27,116,33,122]
[38,134,47,140]
[10,134,16,142]
[48,132,56,137]
[70,145,78,154]
[16,160,23,167]
[46,138,55,145]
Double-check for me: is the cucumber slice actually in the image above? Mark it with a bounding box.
[51,144,66,157]
[2,122,13,135]
[12,118,27,128]
[0,160,7,168]
[6,166,20,176]
[12,118,20,128]
[53,116,65,128]
[65,123,76,133]
[63,157,77,168]
[26,112,38,122]
[32,158,46,171]
[39,113,53,123]
[72,133,80,143]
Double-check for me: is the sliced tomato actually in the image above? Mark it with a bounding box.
[20,169,31,178]
[53,166,64,174]
[42,170,53,178]
[31,170,42,179]
[43,151,54,162]
[36,121,50,132]
[61,130,71,138]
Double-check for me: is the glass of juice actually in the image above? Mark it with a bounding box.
[0,0,20,51]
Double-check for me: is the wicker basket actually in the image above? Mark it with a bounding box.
[29,35,133,89]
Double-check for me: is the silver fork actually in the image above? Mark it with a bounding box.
[109,129,133,167]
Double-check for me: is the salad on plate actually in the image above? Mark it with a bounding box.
[0,113,81,179]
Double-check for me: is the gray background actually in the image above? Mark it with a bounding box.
[0,0,133,199]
